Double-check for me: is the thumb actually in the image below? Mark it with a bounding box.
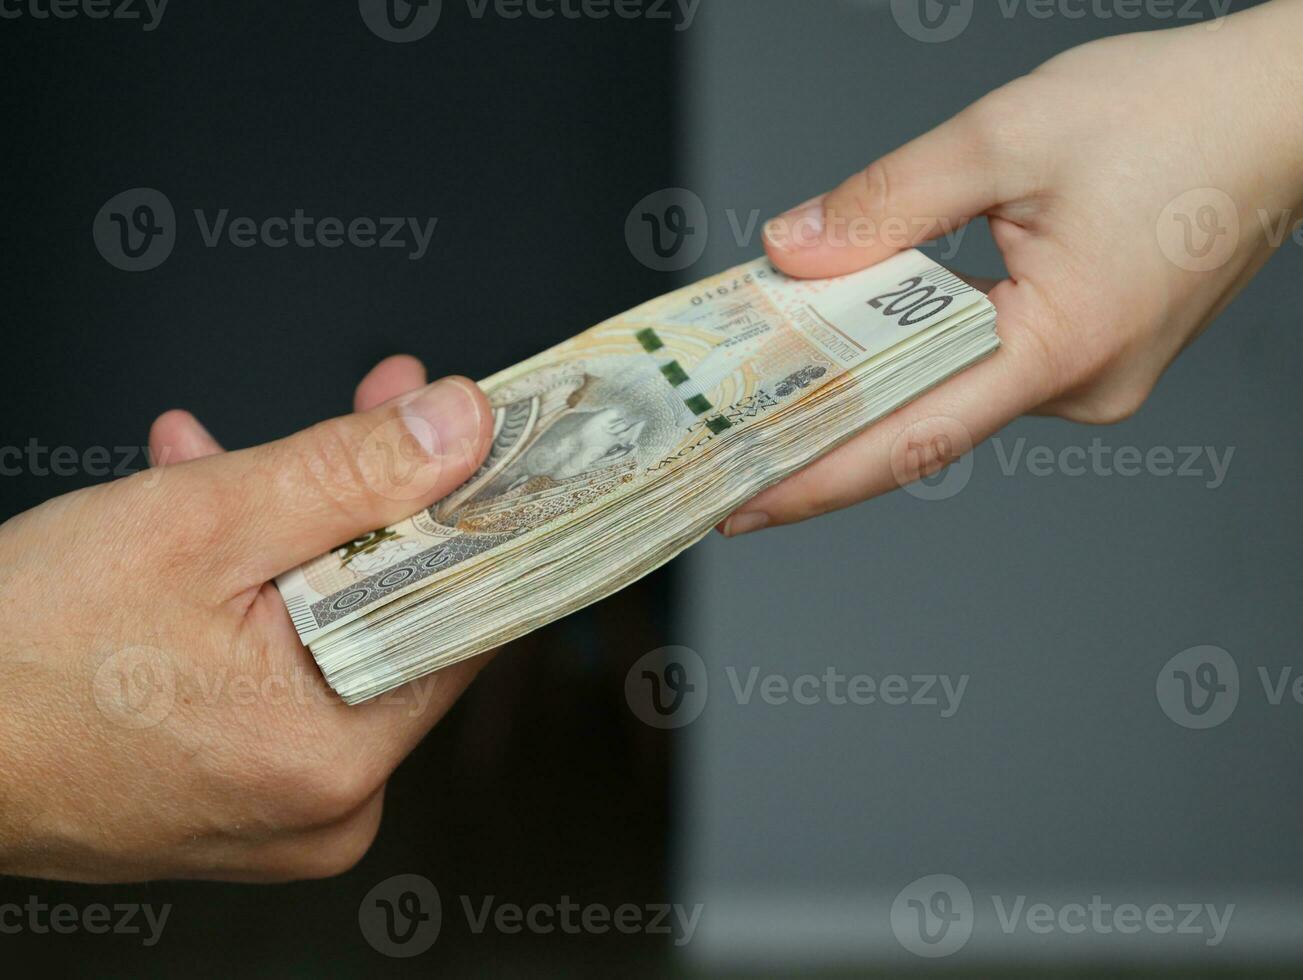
[763,100,1015,279]
[178,376,493,592]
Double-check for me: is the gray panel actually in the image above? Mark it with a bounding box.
[674,0,1303,968]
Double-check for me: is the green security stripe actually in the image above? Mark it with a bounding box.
[684,394,711,416]
[635,328,730,434]
[660,360,689,386]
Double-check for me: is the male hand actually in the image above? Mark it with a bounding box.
[0,355,492,882]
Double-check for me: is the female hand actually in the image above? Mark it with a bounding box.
[722,0,1303,536]
[0,356,493,882]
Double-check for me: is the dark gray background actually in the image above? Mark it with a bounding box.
[0,1,684,976]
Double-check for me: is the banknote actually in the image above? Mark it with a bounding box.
[277,250,997,702]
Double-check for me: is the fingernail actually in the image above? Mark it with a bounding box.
[723,512,770,537]
[764,197,824,251]
[398,378,483,459]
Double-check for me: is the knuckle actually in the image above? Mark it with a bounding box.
[963,91,1020,149]
[294,764,378,828]
[1056,381,1152,427]
[839,157,895,221]
[253,742,381,829]
[966,78,1037,146]
[961,83,1046,195]
[289,825,380,880]
[247,816,382,882]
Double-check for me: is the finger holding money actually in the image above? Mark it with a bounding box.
[0,366,494,882]
[148,352,490,763]
[723,4,1303,534]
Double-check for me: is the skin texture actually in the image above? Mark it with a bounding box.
[722,1,1303,537]
[0,356,493,882]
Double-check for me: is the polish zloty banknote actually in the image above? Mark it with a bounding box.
[278,250,997,702]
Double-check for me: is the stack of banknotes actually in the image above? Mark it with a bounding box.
[277,250,998,703]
